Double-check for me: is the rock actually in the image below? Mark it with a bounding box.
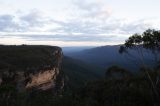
[0,45,64,93]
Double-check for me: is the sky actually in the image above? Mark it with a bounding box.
[0,0,160,46]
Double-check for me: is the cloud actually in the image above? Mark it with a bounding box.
[0,11,153,43]
[0,10,54,32]
[72,0,112,19]
[0,15,19,32]
[49,17,152,36]
[0,4,157,44]
[20,10,48,27]
[48,0,152,36]
[0,33,119,42]
[120,20,151,34]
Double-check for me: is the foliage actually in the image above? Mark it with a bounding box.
[119,29,160,66]
[0,45,60,71]
[105,65,132,79]
[1,68,160,106]
[119,29,160,105]
[62,56,103,89]
[0,84,17,106]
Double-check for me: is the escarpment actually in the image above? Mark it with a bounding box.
[0,45,64,93]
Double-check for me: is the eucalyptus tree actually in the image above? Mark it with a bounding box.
[143,29,160,64]
[120,29,160,66]
[105,65,132,79]
[119,29,160,102]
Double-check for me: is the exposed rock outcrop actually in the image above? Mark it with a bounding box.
[0,45,64,93]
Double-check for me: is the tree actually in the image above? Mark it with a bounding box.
[119,29,160,103]
[119,29,160,66]
[105,65,132,79]
[0,84,17,106]
[143,29,160,64]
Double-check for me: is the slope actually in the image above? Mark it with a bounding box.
[66,45,155,72]
[62,56,104,88]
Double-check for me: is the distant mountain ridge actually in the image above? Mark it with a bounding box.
[65,45,155,72]
[62,46,95,54]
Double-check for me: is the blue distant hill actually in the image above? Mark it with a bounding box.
[65,45,155,72]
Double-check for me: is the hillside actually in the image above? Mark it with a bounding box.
[69,70,160,106]
[66,45,155,72]
[0,45,105,91]
[62,56,104,88]
[0,45,159,106]
[62,46,95,54]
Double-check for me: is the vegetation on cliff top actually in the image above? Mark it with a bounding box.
[0,45,61,71]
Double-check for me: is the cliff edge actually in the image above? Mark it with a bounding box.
[0,45,64,93]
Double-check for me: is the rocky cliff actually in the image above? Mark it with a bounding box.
[0,45,64,93]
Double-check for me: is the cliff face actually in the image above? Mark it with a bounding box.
[26,68,59,90]
[0,45,64,93]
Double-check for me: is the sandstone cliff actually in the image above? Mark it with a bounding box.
[0,45,64,93]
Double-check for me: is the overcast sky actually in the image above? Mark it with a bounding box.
[0,0,160,46]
